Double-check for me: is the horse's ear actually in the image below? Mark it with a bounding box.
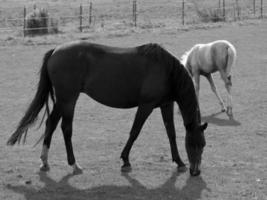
[200,122,208,131]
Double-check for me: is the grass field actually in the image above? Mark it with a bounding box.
[1,20,267,200]
[1,1,267,200]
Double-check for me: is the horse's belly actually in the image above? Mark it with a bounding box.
[83,78,141,109]
[85,91,139,109]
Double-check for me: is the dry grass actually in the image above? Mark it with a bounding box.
[0,1,267,200]
[0,20,267,200]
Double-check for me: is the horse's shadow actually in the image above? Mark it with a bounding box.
[202,111,241,126]
[6,170,210,200]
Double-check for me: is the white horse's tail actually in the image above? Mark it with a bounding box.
[226,44,237,78]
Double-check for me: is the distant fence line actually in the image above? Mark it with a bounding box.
[0,0,266,35]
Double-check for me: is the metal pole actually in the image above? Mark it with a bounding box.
[260,0,263,18]
[23,6,26,37]
[133,0,135,21]
[89,2,92,27]
[135,0,137,27]
[133,0,137,27]
[80,4,83,32]
[223,0,225,21]
[253,0,256,15]
[236,0,240,20]
[182,0,185,25]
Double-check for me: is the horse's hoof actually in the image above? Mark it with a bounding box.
[190,168,201,176]
[40,163,50,172]
[121,163,132,173]
[228,114,234,120]
[177,165,187,173]
[226,111,234,120]
[221,108,226,112]
[226,106,232,114]
[72,167,83,175]
[72,164,83,175]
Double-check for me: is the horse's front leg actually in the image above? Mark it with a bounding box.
[120,104,154,172]
[193,73,200,100]
[206,74,226,112]
[160,102,186,172]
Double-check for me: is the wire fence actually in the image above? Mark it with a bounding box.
[0,0,266,35]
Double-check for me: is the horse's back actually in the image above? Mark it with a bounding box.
[47,41,172,108]
[189,40,235,74]
[188,44,215,74]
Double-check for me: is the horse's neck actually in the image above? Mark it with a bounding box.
[179,92,200,128]
[173,65,200,127]
[181,49,195,77]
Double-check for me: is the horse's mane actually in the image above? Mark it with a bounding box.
[137,43,201,127]
[181,44,200,66]
[181,49,191,66]
[180,45,200,76]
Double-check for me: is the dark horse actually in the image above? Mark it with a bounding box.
[7,41,207,176]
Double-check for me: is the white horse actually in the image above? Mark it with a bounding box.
[181,40,237,118]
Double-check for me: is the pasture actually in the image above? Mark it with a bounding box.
[0,16,267,200]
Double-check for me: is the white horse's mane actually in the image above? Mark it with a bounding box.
[181,45,196,67]
[181,50,190,66]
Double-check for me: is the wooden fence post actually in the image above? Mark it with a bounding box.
[235,0,240,20]
[89,2,92,27]
[253,0,256,15]
[182,0,185,25]
[23,6,26,37]
[223,0,225,21]
[133,0,137,27]
[260,0,263,18]
[80,4,83,32]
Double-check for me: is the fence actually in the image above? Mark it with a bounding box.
[0,0,266,35]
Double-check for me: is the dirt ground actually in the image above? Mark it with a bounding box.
[0,20,266,200]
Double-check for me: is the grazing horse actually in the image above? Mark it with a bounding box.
[181,40,237,118]
[7,41,208,176]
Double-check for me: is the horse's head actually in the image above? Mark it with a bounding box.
[185,122,208,176]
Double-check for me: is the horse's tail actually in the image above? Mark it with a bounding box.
[226,43,237,78]
[7,49,55,145]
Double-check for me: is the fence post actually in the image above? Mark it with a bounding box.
[235,0,240,20]
[133,0,137,27]
[89,2,92,27]
[260,0,263,18]
[253,0,256,15]
[23,6,26,37]
[182,0,185,25]
[223,0,225,21]
[80,4,83,32]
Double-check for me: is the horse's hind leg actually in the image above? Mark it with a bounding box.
[40,103,61,171]
[225,75,233,118]
[206,74,226,112]
[120,104,154,172]
[219,69,233,118]
[160,102,186,172]
[59,97,82,175]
